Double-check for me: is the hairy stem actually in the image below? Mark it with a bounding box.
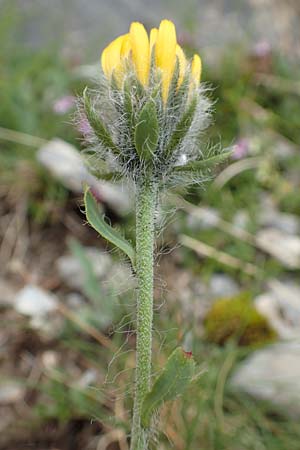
[130,178,157,450]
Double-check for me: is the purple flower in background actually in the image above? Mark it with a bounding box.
[253,40,271,58]
[52,95,76,114]
[232,138,249,160]
[77,115,93,139]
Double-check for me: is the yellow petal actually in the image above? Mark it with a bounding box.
[120,34,131,58]
[176,44,187,87]
[101,34,128,78]
[129,22,150,86]
[191,53,202,87]
[155,19,177,103]
[149,28,158,55]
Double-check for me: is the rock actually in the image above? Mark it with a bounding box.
[255,280,300,339]
[0,382,24,404]
[209,274,240,299]
[230,341,300,418]
[259,196,300,234]
[268,280,300,325]
[41,351,59,370]
[74,369,98,388]
[14,285,57,317]
[37,138,95,192]
[57,248,111,290]
[256,228,300,269]
[66,292,85,308]
[186,207,220,230]
[14,285,63,338]
[37,138,132,215]
[57,247,134,293]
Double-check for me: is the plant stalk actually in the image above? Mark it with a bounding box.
[130,177,157,450]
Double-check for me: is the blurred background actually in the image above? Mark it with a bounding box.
[1,0,300,449]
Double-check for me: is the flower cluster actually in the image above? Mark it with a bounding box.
[82,20,223,186]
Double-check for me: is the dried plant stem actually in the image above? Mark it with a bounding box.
[130,177,157,450]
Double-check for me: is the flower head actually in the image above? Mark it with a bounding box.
[81,20,227,186]
[100,19,201,103]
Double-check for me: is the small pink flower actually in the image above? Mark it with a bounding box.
[77,116,93,138]
[52,95,76,114]
[253,40,271,58]
[232,138,249,160]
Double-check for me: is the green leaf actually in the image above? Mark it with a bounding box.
[134,99,159,161]
[141,347,195,428]
[84,187,136,269]
[174,151,232,172]
[166,58,180,109]
[165,97,197,158]
[83,87,120,156]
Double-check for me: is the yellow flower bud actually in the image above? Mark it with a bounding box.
[176,44,187,87]
[149,28,158,55]
[101,34,128,78]
[129,22,150,86]
[191,53,202,87]
[155,20,177,103]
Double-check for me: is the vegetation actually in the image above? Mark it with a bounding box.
[1,3,300,449]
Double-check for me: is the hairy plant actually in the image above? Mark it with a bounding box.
[79,19,229,450]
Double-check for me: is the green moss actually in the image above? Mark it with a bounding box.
[204,293,277,347]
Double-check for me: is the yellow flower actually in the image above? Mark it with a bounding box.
[154,20,177,103]
[176,44,187,87]
[129,22,150,87]
[191,54,202,87]
[100,20,202,102]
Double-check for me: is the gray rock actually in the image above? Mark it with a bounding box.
[73,369,98,388]
[256,228,300,269]
[0,382,24,404]
[186,207,220,230]
[57,247,135,293]
[259,196,300,235]
[13,285,63,337]
[37,138,94,193]
[255,280,300,339]
[57,248,111,290]
[230,341,300,418]
[14,285,57,317]
[41,351,59,370]
[209,274,240,299]
[37,138,132,215]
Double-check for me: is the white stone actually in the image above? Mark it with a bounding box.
[186,206,220,230]
[14,285,57,317]
[256,228,300,269]
[0,382,24,404]
[37,138,132,215]
[209,274,240,299]
[255,280,300,339]
[57,248,112,290]
[231,342,300,418]
[57,247,134,293]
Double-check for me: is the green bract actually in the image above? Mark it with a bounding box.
[81,57,228,186]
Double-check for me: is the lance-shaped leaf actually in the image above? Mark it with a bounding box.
[84,187,136,269]
[165,97,197,158]
[134,99,159,161]
[166,58,180,109]
[83,87,120,156]
[174,151,232,173]
[141,347,195,428]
